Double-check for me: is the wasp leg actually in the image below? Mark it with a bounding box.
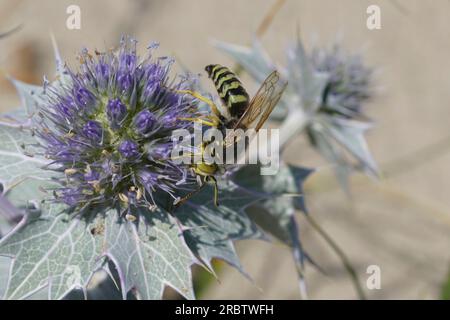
[205,176,219,207]
[178,117,218,127]
[174,183,206,208]
[176,90,221,118]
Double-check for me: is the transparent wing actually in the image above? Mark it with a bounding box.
[236,70,287,130]
[224,70,287,147]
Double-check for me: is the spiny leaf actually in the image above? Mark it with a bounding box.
[233,163,314,213]
[213,40,275,84]
[174,182,264,274]
[8,79,45,116]
[320,115,378,177]
[0,203,196,300]
[286,37,329,114]
[8,36,71,118]
[0,256,11,298]
[0,108,58,210]
[0,203,102,299]
[0,124,51,195]
[310,114,378,190]
[103,207,196,300]
[213,40,289,120]
[232,163,313,289]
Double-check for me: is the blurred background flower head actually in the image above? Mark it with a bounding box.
[217,36,378,190]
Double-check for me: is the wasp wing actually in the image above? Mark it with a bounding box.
[238,70,287,130]
[224,70,287,147]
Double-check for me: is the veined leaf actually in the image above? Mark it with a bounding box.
[310,114,379,189]
[103,207,196,300]
[174,182,264,274]
[0,256,11,298]
[0,203,196,300]
[0,203,102,299]
[8,79,45,116]
[0,124,51,195]
[232,164,313,290]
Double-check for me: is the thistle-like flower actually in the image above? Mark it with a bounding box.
[289,41,378,186]
[36,37,198,213]
[309,44,372,119]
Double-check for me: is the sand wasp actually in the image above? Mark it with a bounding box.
[174,64,287,207]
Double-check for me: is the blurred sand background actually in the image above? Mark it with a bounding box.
[1,0,450,299]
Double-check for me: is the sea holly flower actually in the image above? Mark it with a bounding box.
[34,37,200,212]
[310,45,372,118]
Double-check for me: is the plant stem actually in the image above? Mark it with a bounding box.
[248,108,308,162]
[304,213,367,300]
[279,109,309,151]
[255,0,287,37]
[233,0,286,75]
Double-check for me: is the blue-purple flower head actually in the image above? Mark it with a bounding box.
[310,44,373,118]
[37,37,199,212]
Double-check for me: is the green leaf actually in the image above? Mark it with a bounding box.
[103,207,196,299]
[441,265,450,300]
[214,40,275,84]
[310,115,379,190]
[0,203,103,299]
[0,124,52,195]
[8,79,45,116]
[0,256,11,298]
[0,109,59,211]
[323,116,378,177]
[0,203,196,300]
[174,182,264,274]
[286,37,329,114]
[232,164,313,288]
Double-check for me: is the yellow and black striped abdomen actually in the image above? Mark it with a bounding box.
[205,64,249,118]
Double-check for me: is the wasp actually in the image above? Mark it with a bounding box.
[173,64,287,207]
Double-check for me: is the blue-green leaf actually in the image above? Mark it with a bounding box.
[103,207,196,299]
[8,79,45,116]
[231,163,313,291]
[213,40,275,84]
[174,182,264,275]
[0,203,196,300]
[286,37,329,114]
[0,124,51,196]
[0,203,101,299]
[310,115,379,189]
[213,40,289,120]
